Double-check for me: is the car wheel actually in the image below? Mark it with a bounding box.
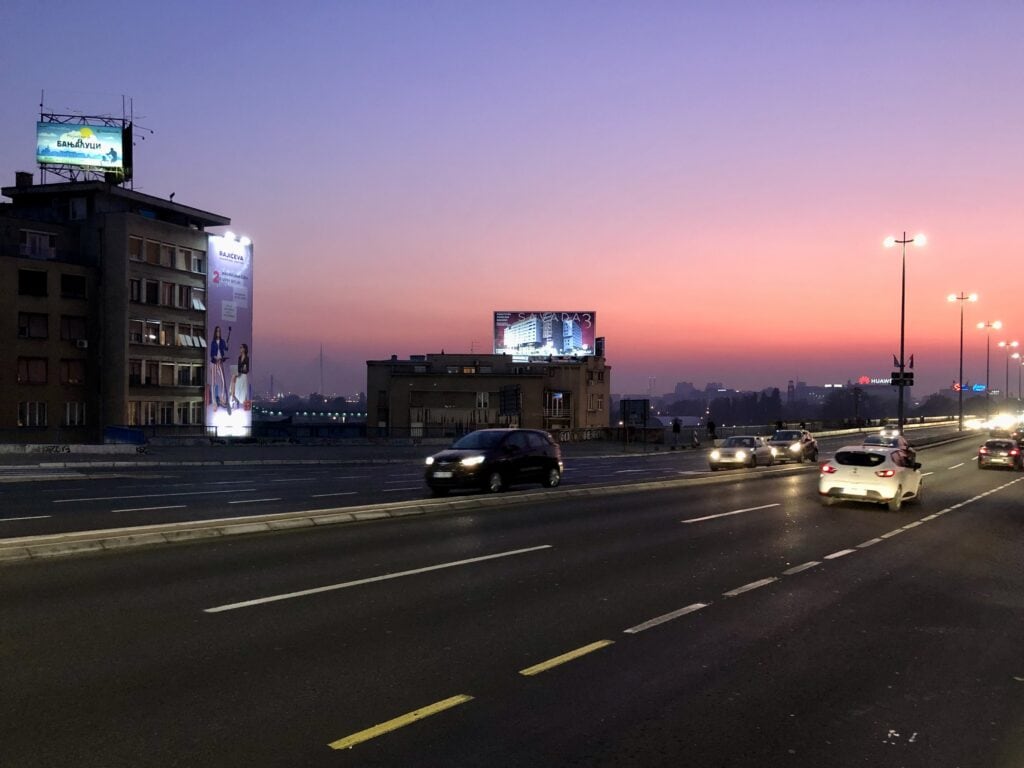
[820,495,835,507]
[430,487,450,497]
[767,454,775,466]
[749,455,757,468]
[542,467,561,488]
[486,471,504,493]
[912,482,923,504]
[887,486,903,512]
[809,449,818,462]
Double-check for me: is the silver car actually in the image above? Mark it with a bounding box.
[709,435,775,470]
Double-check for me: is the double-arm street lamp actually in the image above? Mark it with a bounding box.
[977,320,1002,421]
[884,232,926,432]
[997,340,1019,402]
[948,292,978,431]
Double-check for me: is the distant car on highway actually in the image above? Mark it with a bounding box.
[425,428,563,496]
[862,428,916,462]
[977,438,1022,471]
[709,436,775,470]
[767,428,818,463]
[819,445,923,511]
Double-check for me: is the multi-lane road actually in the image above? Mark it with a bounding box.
[3,433,1024,766]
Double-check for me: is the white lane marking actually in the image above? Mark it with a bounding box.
[919,514,939,521]
[880,529,904,538]
[383,486,422,492]
[921,472,935,477]
[948,463,965,470]
[624,603,710,634]
[112,504,187,513]
[723,577,778,597]
[270,478,315,483]
[1,515,52,522]
[857,538,883,548]
[204,545,553,613]
[683,503,780,524]
[901,521,923,530]
[228,498,281,504]
[615,469,656,474]
[824,549,856,560]
[54,488,256,503]
[206,481,254,485]
[782,561,821,575]
[311,491,358,498]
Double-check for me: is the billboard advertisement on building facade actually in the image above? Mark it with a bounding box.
[206,235,253,433]
[36,122,124,170]
[493,311,597,357]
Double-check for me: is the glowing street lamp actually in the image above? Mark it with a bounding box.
[948,292,978,431]
[997,340,1019,402]
[884,232,926,432]
[977,320,1002,420]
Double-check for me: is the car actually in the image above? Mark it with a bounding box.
[709,435,775,470]
[861,429,916,462]
[818,445,922,511]
[977,438,1022,470]
[767,428,818,463]
[424,428,563,495]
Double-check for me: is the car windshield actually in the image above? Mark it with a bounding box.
[723,437,756,448]
[985,440,1015,450]
[862,435,895,446]
[452,431,505,450]
[835,451,886,467]
[773,431,801,441]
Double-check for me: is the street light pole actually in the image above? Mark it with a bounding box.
[977,320,1002,423]
[998,340,1019,402]
[948,292,977,432]
[884,232,925,433]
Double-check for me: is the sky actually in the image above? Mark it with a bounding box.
[3,1,1024,400]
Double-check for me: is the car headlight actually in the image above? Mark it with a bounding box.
[735,450,747,460]
[710,450,721,460]
[790,442,801,452]
[460,455,486,467]
[425,456,435,466]
[770,447,778,456]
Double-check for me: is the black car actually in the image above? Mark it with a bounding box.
[978,438,1022,470]
[425,428,563,495]
[767,429,819,463]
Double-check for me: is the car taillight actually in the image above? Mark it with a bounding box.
[875,469,896,478]
[1012,449,1020,456]
[979,447,989,455]
[820,463,837,474]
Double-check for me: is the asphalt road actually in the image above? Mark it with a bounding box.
[3,438,1023,766]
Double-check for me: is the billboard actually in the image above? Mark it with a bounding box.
[206,235,254,434]
[493,311,597,357]
[36,122,124,170]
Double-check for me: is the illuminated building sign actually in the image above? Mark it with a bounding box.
[206,234,254,434]
[493,311,597,357]
[36,122,124,170]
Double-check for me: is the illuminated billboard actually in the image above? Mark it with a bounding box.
[36,122,124,170]
[206,235,254,434]
[493,311,597,357]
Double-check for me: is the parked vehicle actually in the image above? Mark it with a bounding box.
[425,428,563,495]
[709,436,775,470]
[819,445,922,511]
[767,429,818,463]
[977,439,1022,470]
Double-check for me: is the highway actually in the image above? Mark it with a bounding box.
[3,436,1023,766]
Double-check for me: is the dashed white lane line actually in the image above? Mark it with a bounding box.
[948,463,965,470]
[624,603,710,634]
[782,561,821,575]
[54,488,256,503]
[723,577,778,597]
[824,549,856,560]
[683,503,780,524]
[311,491,358,498]
[227,498,281,504]
[0,515,51,522]
[881,529,904,538]
[857,538,884,548]
[204,545,553,613]
[112,504,187,513]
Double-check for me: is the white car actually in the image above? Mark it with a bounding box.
[709,436,775,470]
[818,445,922,511]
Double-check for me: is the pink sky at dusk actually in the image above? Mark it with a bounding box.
[3,2,1023,400]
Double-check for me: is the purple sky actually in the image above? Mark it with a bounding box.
[3,1,1024,400]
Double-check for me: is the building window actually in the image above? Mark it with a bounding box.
[68,197,87,220]
[191,402,204,424]
[129,236,143,261]
[143,401,158,425]
[145,320,161,345]
[161,244,174,268]
[192,288,206,311]
[59,359,85,385]
[64,402,86,426]
[144,280,159,304]
[18,269,47,296]
[191,253,205,274]
[176,284,192,309]
[129,359,142,386]
[17,357,47,384]
[176,248,191,271]
[60,315,87,342]
[61,273,88,299]
[476,392,490,409]
[160,363,175,387]
[159,401,174,424]
[19,230,56,259]
[162,282,175,306]
[145,240,161,265]
[588,393,605,412]
[17,312,48,339]
[145,361,159,386]
[129,320,144,344]
[128,401,141,426]
[18,401,47,427]
[130,278,141,302]
[192,365,204,385]
[177,402,191,424]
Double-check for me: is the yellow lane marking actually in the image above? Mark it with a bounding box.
[328,694,473,750]
[519,640,614,677]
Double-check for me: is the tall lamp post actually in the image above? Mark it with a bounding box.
[884,232,926,432]
[948,292,978,432]
[977,320,1002,422]
[1015,353,1023,402]
[997,340,1019,402]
